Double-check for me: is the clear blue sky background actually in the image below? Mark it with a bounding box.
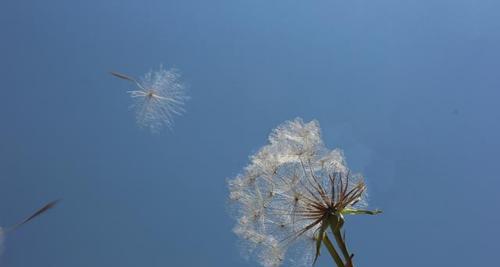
[1,0,499,266]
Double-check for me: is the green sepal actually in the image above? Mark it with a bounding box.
[313,218,329,265]
[341,208,382,215]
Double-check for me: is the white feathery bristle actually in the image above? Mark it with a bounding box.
[259,237,285,267]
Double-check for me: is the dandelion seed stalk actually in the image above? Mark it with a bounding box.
[0,200,59,257]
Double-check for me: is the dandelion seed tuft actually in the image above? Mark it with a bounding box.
[111,65,189,133]
[228,118,376,266]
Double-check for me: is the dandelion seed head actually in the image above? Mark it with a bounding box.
[127,65,189,133]
[228,118,371,266]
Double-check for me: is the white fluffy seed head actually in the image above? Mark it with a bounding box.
[128,65,189,133]
[228,118,369,267]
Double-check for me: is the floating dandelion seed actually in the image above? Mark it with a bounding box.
[228,118,381,267]
[0,200,59,256]
[110,65,189,133]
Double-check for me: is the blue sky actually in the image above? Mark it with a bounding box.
[1,0,499,266]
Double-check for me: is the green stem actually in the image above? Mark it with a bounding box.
[334,229,354,266]
[329,215,352,265]
[323,233,345,267]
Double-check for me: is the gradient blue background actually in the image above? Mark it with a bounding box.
[1,0,499,266]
